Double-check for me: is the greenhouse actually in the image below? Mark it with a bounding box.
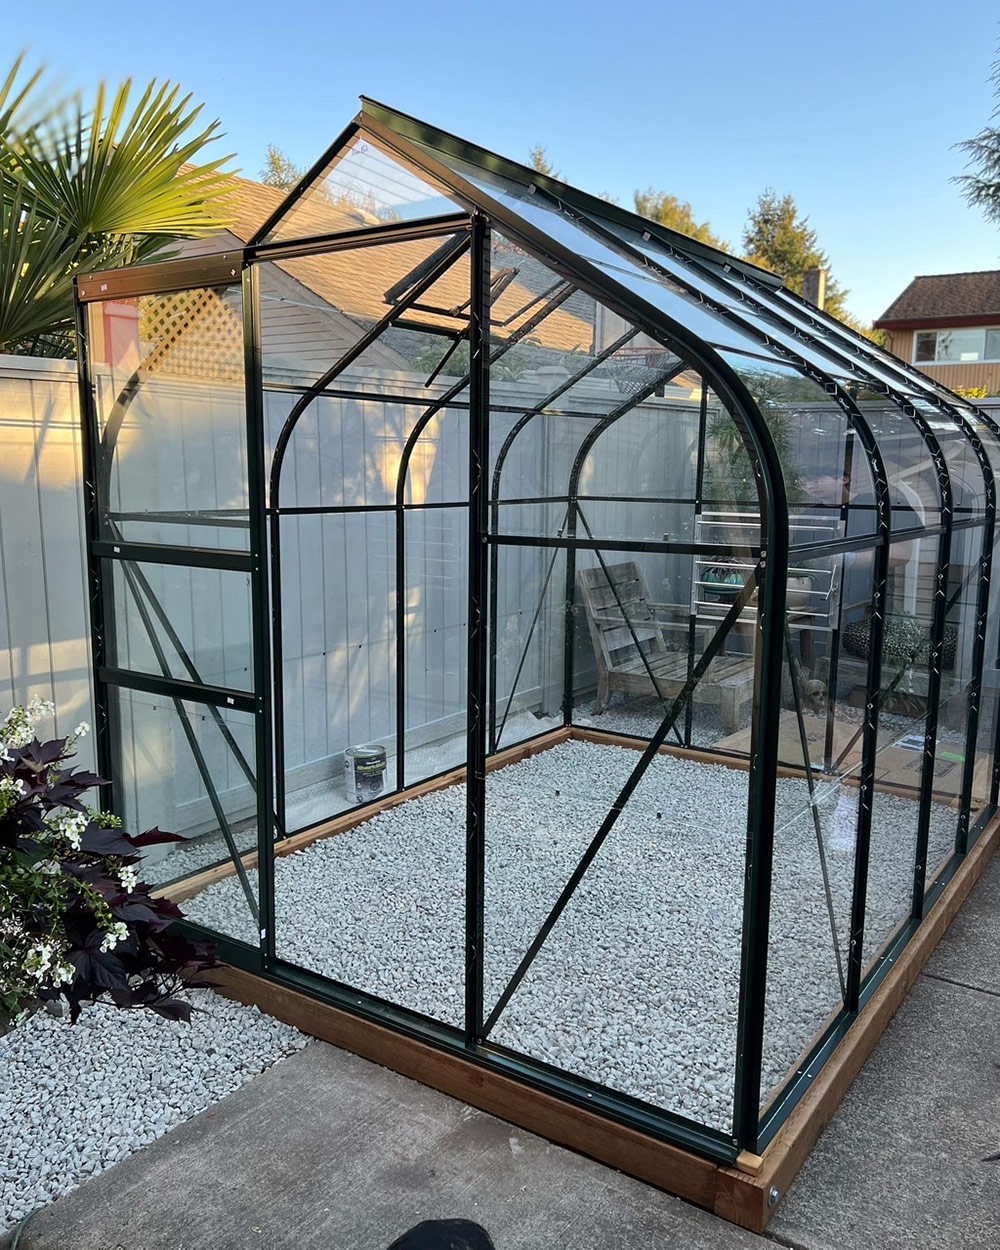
[75,99,1000,1228]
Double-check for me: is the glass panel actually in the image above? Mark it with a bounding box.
[490,546,566,751]
[915,333,936,363]
[855,394,943,533]
[863,531,940,972]
[759,548,876,1110]
[986,329,1000,361]
[88,285,248,549]
[407,142,785,361]
[924,525,986,883]
[572,397,701,546]
[274,395,470,512]
[262,132,463,244]
[718,354,878,534]
[259,235,470,392]
[106,560,253,692]
[484,599,755,1134]
[403,506,469,783]
[278,511,397,834]
[908,397,987,520]
[597,222,890,394]
[114,689,259,946]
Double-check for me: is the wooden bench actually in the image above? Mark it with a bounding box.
[577,560,756,732]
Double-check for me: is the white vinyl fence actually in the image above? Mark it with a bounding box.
[0,356,95,769]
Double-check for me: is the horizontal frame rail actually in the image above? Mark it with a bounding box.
[98,666,257,714]
[93,540,253,571]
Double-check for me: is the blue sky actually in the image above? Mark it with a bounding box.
[5,0,1000,323]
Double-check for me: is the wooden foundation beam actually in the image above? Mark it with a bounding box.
[204,963,721,1213]
[715,812,1000,1231]
[175,724,997,1233]
[197,807,999,1234]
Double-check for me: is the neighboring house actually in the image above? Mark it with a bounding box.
[874,270,1000,393]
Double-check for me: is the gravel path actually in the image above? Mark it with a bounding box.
[180,739,958,1134]
[0,991,307,1232]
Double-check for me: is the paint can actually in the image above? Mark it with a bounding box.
[344,744,387,803]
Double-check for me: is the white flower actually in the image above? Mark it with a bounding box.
[72,721,90,739]
[118,864,139,894]
[25,941,55,980]
[52,961,75,986]
[26,696,55,723]
[99,921,129,953]
[49,810,88,850]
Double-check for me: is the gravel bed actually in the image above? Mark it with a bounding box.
[143,712,560,888]
[180,739,958,1133]
[0,990,307,1232]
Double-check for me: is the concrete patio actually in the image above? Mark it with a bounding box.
[5,857,1000,1250]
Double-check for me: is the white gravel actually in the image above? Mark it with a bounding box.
[143,712,561,889]
[179,739,960,1134]
[0,990,307,1232]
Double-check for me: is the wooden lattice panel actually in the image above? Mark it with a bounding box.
[138,287,243,383]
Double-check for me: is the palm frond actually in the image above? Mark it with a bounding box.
[0,55,237,355]
[0,179,127,353]
[2,72,236,240]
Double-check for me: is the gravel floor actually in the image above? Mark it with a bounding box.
[179,738,959,1133]
[0,991,307,1232]
[143,712,561,889]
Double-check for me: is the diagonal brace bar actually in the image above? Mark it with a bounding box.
[484,567,760,1035]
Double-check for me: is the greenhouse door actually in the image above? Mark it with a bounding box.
[77,256,272,959]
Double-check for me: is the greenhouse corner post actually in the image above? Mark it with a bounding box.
[243,260,276,967]
[465,213,491,1042]
[731,396,788,1155]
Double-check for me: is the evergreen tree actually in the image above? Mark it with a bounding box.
[633,188,725,250]
[956,54,1000,224]
[741,188,849,320]
[528,144,558,178]
[260,144,304,190]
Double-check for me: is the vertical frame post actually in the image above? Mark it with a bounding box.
[910,422,953,919]
[844,438,891,1010]
[73,290,118,806]
[731,413,788,1154]
[465,213,491,1042]
[243,262,276,968]
[687,385,709,747]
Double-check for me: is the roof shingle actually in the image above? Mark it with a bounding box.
[875,270,1000,325]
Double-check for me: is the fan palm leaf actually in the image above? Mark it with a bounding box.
[3,77,235,245]
[0,181,123,351]
[0,53,236,355]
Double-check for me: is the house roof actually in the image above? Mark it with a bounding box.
[875,271,1000,328]
[209,167,598,354]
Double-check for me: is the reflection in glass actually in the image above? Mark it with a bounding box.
[88,285,248,548]
[114,689,259,947]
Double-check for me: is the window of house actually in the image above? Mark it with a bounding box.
[914,327,1000,364]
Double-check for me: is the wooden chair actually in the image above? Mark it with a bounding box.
[577,560,756,732]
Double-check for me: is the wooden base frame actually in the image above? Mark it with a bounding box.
[203,809,997,1233]
[173,724,1000,1232]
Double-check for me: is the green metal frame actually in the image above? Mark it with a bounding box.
[73,97,1000,1167]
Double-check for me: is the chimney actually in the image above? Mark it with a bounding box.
[802,267,827,310]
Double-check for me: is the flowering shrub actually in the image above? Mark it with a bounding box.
[0,698,215,1028]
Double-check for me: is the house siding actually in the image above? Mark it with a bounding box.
[884,328,1000,394]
